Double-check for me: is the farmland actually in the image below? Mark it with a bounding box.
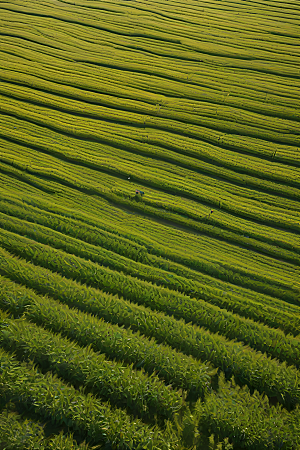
[0,0,300,448]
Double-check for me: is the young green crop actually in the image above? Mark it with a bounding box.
[0,410,44,449]
[0,195,299,336]
[1,0,300,446]
[0,206,298,336]
[0,274,214,399]
[1,77,300,150]
[1,153,299,299]
[1,281,298,449]
[1,114,299,237]
[0,228,299,370]
[1,163,299,270]
[1,25,299,115]
[1,250,300,408]
[2,110,300,210]
[1,63,299,139]
[0,145,299,304]
[0,316,185,424]
[0,348,176,449]
[196,374,300,450]
[0,409,90,450]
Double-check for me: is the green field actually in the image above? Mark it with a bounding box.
[0,0,300,448]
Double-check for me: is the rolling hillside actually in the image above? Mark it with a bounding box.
[0,0,299,448]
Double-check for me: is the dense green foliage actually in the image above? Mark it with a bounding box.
[0,0,299,447]
[0,275,214,399]
[0,315,185,424]
[1,250,300,409]
[0,409,91,450]
[0,226,299,369]
[0,348,176,449]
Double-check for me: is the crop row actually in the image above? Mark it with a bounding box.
[0,274,213,399]
[1,5,299,83]
[2,127,300,268]
[0,167,299,313]
[2,25,299,107]
[3,0,298,67]
[1,249,299,408]
[1,77,300,149]
[1,188,299,321]
[1,118,299,241]
[1,63,299,135]
[0,206,299,337]
[2,117,300,240]
[2,48,300,135]
[0,409,90,450]
[1,101,300,211]
[1,226,299,366]
[0,195,150,263]
[2,116,298,202]
[1,147,299,305]
[1,189,299,316]
[1,91,300,196]
[5,0,300,56]
[0,347,175,449]
[0,282,299,449]
[0,314,184,424]
[1,165,299,261]
[2,49,300,169]
[197,374,300,450]
[0,169,298,290]
[1,15,296,83]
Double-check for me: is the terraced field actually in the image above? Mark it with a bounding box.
[0,0,300,448]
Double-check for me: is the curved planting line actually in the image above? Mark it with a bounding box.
[0,349,175,449]
[0,207,298,303]
[0,291,296,449]
[0,170,298,304]
[2,0,300,81]
[1,172,299,256]
[0,229,299,367]
[0,316,185,424]
[1,83,300,158]
[1,0,300,443]
[2,30,300,114]
[0,205,299,305]
[2,77,300,148]
[1,144,299,268]
[1,129,299,241]
[2,116,300,206]
[0,247,300,409]
[0,196,299,335]
[2,51,300,120]
[0,275,214,400]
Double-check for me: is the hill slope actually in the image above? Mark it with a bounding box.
[0,0,299,448]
